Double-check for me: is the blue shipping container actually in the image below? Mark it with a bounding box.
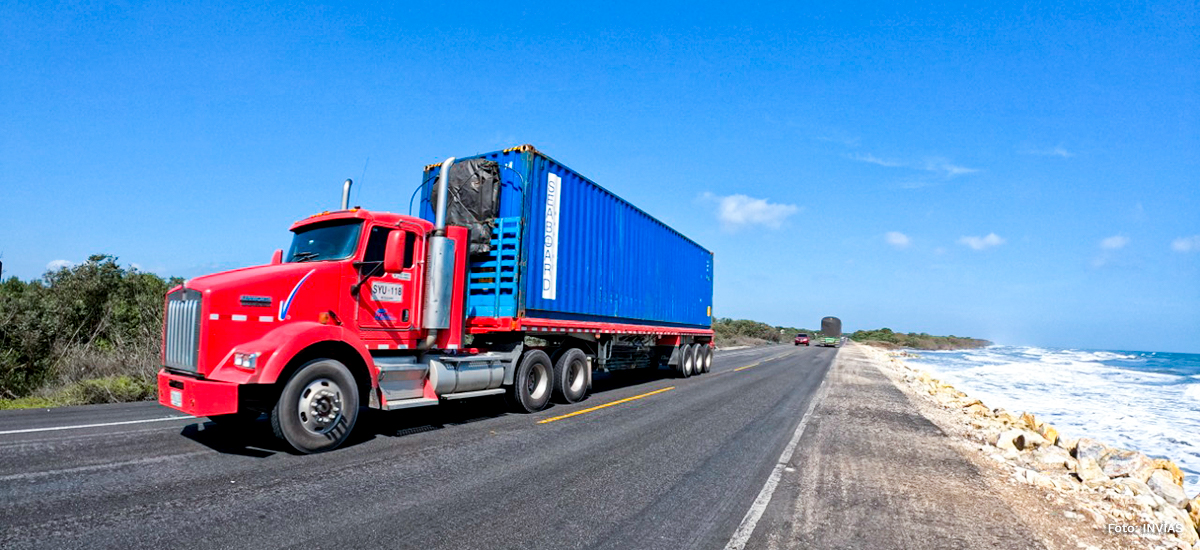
[419,145,713,329]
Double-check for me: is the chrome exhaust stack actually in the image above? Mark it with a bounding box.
[341,179,353,210]
[422,157,457,342]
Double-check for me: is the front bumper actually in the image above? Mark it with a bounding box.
[158,369,239,416]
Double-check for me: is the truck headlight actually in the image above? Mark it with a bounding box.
[233,352,259,371]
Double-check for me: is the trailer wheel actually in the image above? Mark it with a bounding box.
[701,345,713,373]
[685,344,699,376]
[693,344,709,376]
[507,350,553,413]
[270,358,359,454]
[678,345,694,378]
[553,348,589,404]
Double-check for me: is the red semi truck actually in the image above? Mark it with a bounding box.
[158,147,714,453]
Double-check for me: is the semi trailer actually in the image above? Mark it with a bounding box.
[158,145,715,453]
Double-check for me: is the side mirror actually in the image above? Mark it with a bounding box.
[271,249,283,265]
[383,231,407,273]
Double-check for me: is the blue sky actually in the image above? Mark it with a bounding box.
[2,1,1197,352]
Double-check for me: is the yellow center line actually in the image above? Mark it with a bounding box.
[731,350,796,372]
[537,386,676,424]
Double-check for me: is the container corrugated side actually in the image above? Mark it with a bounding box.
[420,147,713,329]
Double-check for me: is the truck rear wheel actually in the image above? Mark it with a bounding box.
[686,343,700,374]
[553,348,589,404]
[270,358,359,454]
[701,345,713,373]
[678,345,694,378]
[507,350,553,413]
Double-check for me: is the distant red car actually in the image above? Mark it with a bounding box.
[794,333,810,346]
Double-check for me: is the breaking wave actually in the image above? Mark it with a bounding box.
[908,345,1200,495]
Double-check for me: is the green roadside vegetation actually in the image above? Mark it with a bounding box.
[0,255,176,409]
[848,328,991,350]
[713,318,817,348]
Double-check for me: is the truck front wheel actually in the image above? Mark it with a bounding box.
[553,348,589,404]
[270,358,359,454]
[507,350,553,413]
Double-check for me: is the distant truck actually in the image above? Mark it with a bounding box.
[158,145,715,453]
[819,316,841,347]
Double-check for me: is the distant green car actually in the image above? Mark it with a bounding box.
[819,337,839,347]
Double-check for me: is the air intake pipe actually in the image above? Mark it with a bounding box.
[419,157,457,350]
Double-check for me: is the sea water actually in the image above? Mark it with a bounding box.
[905,346,1200,496]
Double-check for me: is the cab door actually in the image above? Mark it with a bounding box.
[355,223,422,333]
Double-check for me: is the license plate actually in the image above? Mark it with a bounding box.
[170,389,183,407]
[370,281,404,302]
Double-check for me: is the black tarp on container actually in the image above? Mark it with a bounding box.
[429,159,501,255]
[821,316,842,337]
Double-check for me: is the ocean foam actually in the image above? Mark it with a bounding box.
[908,345,1200,495]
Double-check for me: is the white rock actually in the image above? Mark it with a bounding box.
[994,429,1024,452]
[1146,469,1189,509]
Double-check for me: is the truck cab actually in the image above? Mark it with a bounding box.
[160,203,473,453]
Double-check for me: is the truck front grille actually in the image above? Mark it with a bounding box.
[165,289,202,372]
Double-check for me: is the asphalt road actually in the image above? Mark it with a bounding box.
[0,344,836,550]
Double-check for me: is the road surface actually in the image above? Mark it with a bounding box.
[0,344,835,549]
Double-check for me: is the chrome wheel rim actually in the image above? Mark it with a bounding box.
[528,363,550,401]
[567,359,586,395]
[297,377,343,435]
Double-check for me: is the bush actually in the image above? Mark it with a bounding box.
[66,375,156,404]
[713,318,816,347]
[0,255,178,403]
[849,328,990,350]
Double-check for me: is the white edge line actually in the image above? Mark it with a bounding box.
[0,415,195,436]
[724,376,829,550]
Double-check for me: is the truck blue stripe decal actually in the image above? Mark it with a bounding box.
[278,269,315,321]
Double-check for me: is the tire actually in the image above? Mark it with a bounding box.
[678,345,694,378]
[507,350,554,413]
[270,358,359,454]
[553,348,589,404]
[689,344,704,376]
[701,345,713,373]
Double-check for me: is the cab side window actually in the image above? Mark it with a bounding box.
[361,226,392,276]
[402,232,417,269]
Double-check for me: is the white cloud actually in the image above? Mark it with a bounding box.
[1172,235,1200,252]
[46,259,74,271]
[703,193,799,230]
[850,153,904,168]
[923,158,979,178]
[957,233,1006,250]
[1100,235,1129,250]
[884,231,911,249]
[1023,145,1073,158]
[849,153,979,179]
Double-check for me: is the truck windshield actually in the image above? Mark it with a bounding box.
[287,220,362,262]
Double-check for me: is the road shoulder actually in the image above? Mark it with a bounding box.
[742,343,1077,549]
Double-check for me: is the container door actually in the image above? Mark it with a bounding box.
[355,223,422,333]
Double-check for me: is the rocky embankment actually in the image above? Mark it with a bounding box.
[867,347,1200,550]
